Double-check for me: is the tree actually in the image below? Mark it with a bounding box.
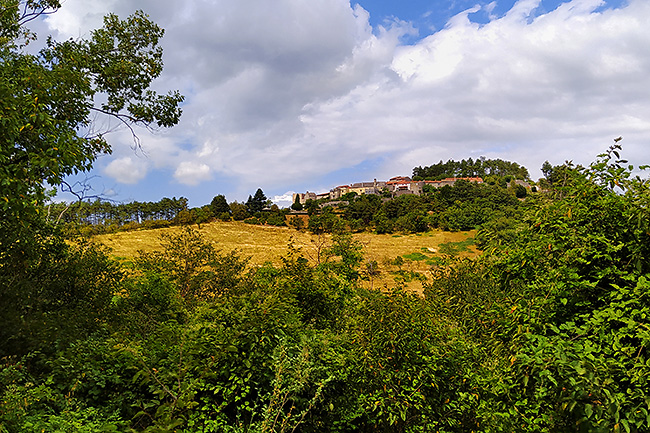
[246,188,267,213]
[514,184,527,198]
[192,205,213,228]
[541,160,554,180]
[291,195,303,211]
[304,198,320,216]
[136,227,249,301]
[230,201,250,221]
[340,191,358,202]
[0,3,183,355]
[0,3,183,228]
[210,194,230,215]
[427,144,650,432]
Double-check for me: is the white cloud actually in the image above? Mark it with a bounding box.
[104,157,148,184]
[45,0,650,201]
[272,192,296,208]
[298,0,650,179]
[174,161,212,186]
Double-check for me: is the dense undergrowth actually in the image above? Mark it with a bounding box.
[1,146,649,432]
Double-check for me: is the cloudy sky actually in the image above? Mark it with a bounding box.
[42,0,648,207]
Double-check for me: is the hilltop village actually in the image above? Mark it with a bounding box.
[292,175,487,205]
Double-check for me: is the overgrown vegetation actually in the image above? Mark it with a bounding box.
[2,3,649,432]
[3,143,648,432]
[302,177,524,236]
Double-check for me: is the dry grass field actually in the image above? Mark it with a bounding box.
[94,221,479,293]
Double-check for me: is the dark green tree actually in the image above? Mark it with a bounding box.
[427,144,650,432]
[541,160,554,180]
[246,188,267,213]
[230,201,250,221]
[210,194,230,215]
[514,184,528,198]
[304,198,320,216]
[291,195,303,211]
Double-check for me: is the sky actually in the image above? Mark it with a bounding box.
[35,0,648,207]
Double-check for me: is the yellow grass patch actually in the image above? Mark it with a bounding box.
[94,221,479,293]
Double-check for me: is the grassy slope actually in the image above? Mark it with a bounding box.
[94,221,479,293]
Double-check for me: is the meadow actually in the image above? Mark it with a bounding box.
[95,221,478,293]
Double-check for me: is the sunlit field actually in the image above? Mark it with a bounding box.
[95,221,479,293]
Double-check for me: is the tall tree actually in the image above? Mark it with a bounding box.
[0,2,183,354]
[1,2,183,227]
[291,195,303,211]
[246,188,267,213]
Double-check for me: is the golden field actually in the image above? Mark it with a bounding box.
[94,221,479,293]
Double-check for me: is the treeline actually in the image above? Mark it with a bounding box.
[413,157,530,180]
[48,196,189,227]
[48,177,529,237]
[2,146,649,432]
[301,177,526,234]
[46,188,291,236]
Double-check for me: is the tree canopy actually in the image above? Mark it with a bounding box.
[246,188,267,213]
[0,0,183,370]
[210,194,230,215]
[413,157,530,181]
[0,1,183,227]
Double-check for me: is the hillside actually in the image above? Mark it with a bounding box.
[95,221,479,293]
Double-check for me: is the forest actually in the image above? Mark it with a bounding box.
[2,3,650,432]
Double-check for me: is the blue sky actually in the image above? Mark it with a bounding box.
[41,0,645,208]
[360,0,626,30]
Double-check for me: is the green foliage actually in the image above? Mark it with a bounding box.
[0,235,123,357]
[291,195,304,211]
[264,207,288,227]
[303,199,320,216]
[438,237,475,255]
[320,232,364,283]
[426,144,650,432]
[230,201,250,221]
[136,227,249,303]
[0,3,183,368]
[0,6,182,225]
[192,205,213,228]
[288,215,306,231]
[344,194,382,228]
[46,196,189,236]
[402,252,429,261]
[246,188,268,214]
[339,191,357,202]
[515,184,528,198]
[413,157,530,180]
[243,216,262,225]
[3,133,648,433]
[307,208,344,234]
[210,194,230,215]
[346,287,481,432]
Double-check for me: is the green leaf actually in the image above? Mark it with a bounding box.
[620,419,630,433]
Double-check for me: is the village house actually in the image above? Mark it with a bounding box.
[514,179,532,189]
[292,191,317,205]
[328,185,350,200]
[386,176,414,195]
[329,179,387,199]
[386,176,484,196]
[294,176,484,204]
